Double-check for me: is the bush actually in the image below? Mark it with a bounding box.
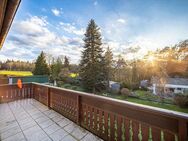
[63,84,72,89]
[131,83,140,90]
[140,87,148,91]
[120,88,130,99]
[174,94,188,108]
[121,82,131,89]
[67,77,80,85]
[71,86,78,90]
[95,82,106,92]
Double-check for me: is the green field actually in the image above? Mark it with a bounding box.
[101,92,188,113]
[0,70,33,76]
[126,97,188,113]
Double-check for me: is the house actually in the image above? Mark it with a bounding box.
[152,77,188,94]
[140,80,149,88]
[109,81,120,92]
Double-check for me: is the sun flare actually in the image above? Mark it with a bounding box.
[147,55,155,62]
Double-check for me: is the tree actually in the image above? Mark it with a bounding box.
[114,55,126,82]
[64,56,70,69]
[33,51,50,75]
[104,46,113,90]
[131,59,139,90]
[79,19,104,93]
[51,57,63,81]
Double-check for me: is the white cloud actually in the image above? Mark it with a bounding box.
[117,18,126,24]
[59,22,85,36]
[51,8,62,16]
[2,16,83,64]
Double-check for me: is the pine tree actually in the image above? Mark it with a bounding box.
[64,56,70,69]
[51,57,63,81]
[33,51,50,75]
[104,46,113,90]
[80,19,104,93]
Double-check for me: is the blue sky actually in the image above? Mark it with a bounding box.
[1,0,188,63]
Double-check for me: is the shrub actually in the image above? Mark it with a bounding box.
[140,87,148,91]
[174,94,188,108]
[120,88,130,99]
[71,86,78,90]
[63,84,72,89]
[110,89,120,94]
[121,82,131,89]
[131,83,140,90]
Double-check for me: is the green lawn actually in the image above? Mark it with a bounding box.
[0,70,33,76]
[101,93,188,114]
[134,90,174,104]
[127,97,188,113]
[60,83,85,92]
[59,83,188,114]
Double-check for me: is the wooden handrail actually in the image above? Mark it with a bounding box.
[0,83,188,141]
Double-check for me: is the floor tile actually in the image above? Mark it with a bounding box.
[49,128,68,141]
[71,126,88,140]
[0,126,21,140]
[43,123,61,135]
[2,132,26,141]
[61,135,77,141]
[0,99,102,141]
[81,133,103,141]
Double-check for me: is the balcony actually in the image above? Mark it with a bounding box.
[0,83,188,141]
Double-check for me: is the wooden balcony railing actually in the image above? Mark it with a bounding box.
[0,83,188,141]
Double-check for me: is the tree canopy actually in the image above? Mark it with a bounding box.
[80,19,105,92]
[33,51,50,75]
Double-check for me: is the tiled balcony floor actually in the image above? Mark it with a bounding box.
[0,99,103,141]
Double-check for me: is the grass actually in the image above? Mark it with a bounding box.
[0,70,33,76]
[134,90,173,104]
[101,93,188,113]
[61,83,85,92]
[127,97,188,113]
[59,83,188,114]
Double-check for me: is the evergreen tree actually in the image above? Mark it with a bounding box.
[51,57,63,81]
[33,51,50,75]
[64,56,70,69]
[80,19,104,93]
[104,46,113,90]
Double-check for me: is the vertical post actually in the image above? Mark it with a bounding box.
[77,95,81,125]
[178,119,188,141]
[47,87,51,108]
[31,83,34,98]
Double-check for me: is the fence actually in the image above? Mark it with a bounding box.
[0,78,8,85]
[0,83,187,141]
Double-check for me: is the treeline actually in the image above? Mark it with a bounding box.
[110,40,188,89]
[1,19,188,93]
[32,19,188,92]
[33,51,79,83]
[0,60,35,71]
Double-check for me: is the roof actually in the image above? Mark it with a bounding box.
[0,0,21,49]
[109,81,120,85]
[166,78,188,86]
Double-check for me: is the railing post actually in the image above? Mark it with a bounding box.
[178,119,188,141]
[77,95,81,125]
[31,84,34,98]
[47,87,51,108]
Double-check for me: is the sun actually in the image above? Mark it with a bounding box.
[148,55,155,62]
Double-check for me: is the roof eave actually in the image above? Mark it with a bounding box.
[0,0,21,49]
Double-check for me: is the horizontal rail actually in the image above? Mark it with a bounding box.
[0,83,188,141]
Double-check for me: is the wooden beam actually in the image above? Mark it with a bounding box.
[0,0,21,49]
[0,0,8,33]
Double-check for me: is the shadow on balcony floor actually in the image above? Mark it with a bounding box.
[0,99,103,141]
